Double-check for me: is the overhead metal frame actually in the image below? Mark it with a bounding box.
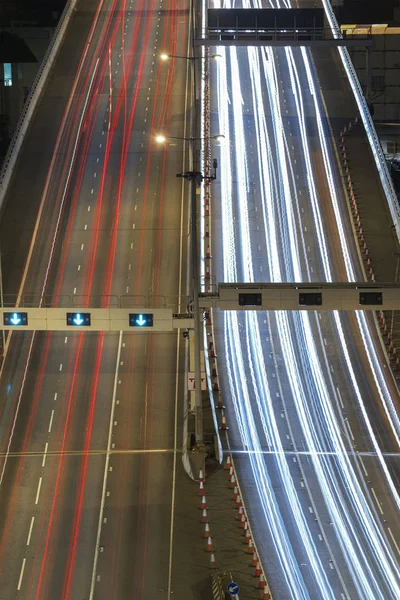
[0,308,194,332]
[1,284,400,331]
[199,282,400,311]
[195,38,372,48]
[199,7,372,47]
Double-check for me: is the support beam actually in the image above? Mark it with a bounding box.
[199,282,400,311]
[195,38,372,48]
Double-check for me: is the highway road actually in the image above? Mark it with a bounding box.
[209,2,400,599]
[0,0,191,598]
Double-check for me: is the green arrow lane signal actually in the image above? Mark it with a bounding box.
[66,312,91,326]
[3,312,28,326]
[129,313,154,327]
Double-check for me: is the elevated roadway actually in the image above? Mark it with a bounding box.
[209,1,400,599]
[0,0,191,598]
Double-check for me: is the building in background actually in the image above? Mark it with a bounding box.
[332,0,399,23]
[343,24,400,123]
[0,1,66,163]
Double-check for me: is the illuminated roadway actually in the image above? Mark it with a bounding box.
[0,0,190,598]
[209,1,400,599]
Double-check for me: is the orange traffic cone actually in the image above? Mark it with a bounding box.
[236,495,242,509]
[199,469,204,483]
[201,508,208,523]
[263,585,271,600]
[206,536,213,552]
[200,495,206,510]
[215,396,224,410]
[258,574,265,589]
[254,561,261,577]
[204,522,211,538]
[244,523,250,542]
[251,551,258,567]
[239,513,246,529]
[220,414,228,431]
[224,454,232,470]
[198,480,205,496]
[237,506,243,520]
[229,473,236,489]
[210,553,217,569]
[247,538,254,554]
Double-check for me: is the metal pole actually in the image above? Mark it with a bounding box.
[188,4,204,447]
[190,168,204,445]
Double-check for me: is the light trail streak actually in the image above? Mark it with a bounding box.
[210,1,400,597]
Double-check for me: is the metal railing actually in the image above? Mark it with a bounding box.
[208,25,325,42]
[0,293,192,311]
[321,0,400,244]
[0,0,78,212]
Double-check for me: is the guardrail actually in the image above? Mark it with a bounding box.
[321,0,400,244]
[0,0,78,212]
[0,293,192,310]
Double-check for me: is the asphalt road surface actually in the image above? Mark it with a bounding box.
[209,19,400,600]
[0,0,192,598]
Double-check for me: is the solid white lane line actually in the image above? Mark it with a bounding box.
[35,477,42,505]
[1,35,94,372]
[0,334,36,488]
[48,410,55,433]
[89,331,123,600]
[42,442,49,467]
[17,558,26,591]
[26,516,35,546]
[167,13,191,596]
[371,487,384,515]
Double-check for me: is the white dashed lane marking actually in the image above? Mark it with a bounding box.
[42,442,48,467]
[17,558,26,591]
[371,488,384,515]
[26,517,35,546]
[35,477,42,505]
[48,410,55,433]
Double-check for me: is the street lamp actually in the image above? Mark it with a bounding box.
[160,52,222,62]
[156,133,223,446]
[155,133,225,146]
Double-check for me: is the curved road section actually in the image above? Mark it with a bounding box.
[0,0,189,598]
[209,1,400,599]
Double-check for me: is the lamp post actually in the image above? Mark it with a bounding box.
[155,133,224,445]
